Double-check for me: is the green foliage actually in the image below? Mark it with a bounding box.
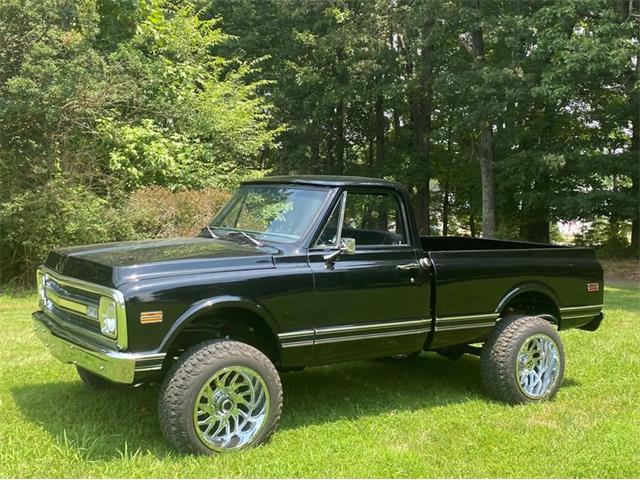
[123,186,230,238]
[1,0,639,285]
[0,0,279,283]
[0,181,231,285]
[0,178,132,285]
[209,0,638,247]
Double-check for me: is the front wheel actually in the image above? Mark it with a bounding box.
[481,315,564,404]
[158,339,282,454]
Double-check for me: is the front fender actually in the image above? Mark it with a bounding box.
[157,295,280,353]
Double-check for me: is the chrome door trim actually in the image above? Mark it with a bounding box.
[278,318,431,348]
[561,313,599,321]
[316,318,430,335]
[435,321,497,332]
[277,329,315,340]
[437,312,499,322]
[314,328,429,345]
[558,304,603,312]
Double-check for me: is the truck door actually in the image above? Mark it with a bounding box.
[307,188,431,363]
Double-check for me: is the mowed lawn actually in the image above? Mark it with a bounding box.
[0,286,638,478]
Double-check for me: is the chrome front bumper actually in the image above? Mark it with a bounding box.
[33,311,165,384]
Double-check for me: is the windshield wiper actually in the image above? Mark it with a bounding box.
[225,230,264,247]
[201,226,219,239]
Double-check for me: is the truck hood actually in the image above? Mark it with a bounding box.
[44,238,276,288]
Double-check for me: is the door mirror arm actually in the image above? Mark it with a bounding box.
[323,237,356,265]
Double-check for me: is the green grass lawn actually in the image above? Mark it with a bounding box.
[0,286,638,478]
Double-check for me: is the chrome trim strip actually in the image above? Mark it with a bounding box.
[45,289,90,316]
[134,365,163,372]
[278,329,314,340]
[436,313,499,323]
[314,328,429,345]
[281,327,430,348]
[435,321,497,332]
[139,353,167,360]
[39,266,118,298]
[278,319,432,342]
[559,304,603,312]
[316,318,430,335]
[561,313,598,320]
[280,340,315,349]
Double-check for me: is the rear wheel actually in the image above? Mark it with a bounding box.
[158,339,282,454]
[481,315,564,404]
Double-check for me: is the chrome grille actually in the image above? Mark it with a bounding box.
[43,277,100,326]
[37,266,128,350]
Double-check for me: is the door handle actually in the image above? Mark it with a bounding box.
[397,263,420,272]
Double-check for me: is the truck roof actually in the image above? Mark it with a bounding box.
[243,175,400,188]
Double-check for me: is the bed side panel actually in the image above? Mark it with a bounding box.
[427,248,603,349]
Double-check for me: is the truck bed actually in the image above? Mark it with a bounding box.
[420,235,564,252]
[421,236,604,349]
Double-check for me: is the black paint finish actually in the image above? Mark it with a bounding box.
[40,176,604,373]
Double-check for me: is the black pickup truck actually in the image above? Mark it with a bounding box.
[33,175,604,454]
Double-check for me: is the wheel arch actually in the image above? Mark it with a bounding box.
[159,296,282,363]
[495,283,561,326]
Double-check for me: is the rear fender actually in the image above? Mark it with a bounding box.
[495,282,561,323]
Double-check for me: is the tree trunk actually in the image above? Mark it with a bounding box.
[442,188,450,236]
[520,220,550,244]
[324,136,333,172]
[631,106,639,257]
[630,4,640,257]
[442,130,452,236]
[309,119,320,173]
[335,99,345,174]
[375,94,385,169]
[310,137,320,174]
[469,211,477,237]
[470,1,497,238]
[415,185,430,235]
[478,126,497,237]
[411,19,434,235]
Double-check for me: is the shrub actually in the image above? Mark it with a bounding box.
[121,186,231,239]
[0,181,231,286]
[0,179,133,286]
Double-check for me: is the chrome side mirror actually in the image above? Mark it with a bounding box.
[323,237,357,264]
[341,237,356,255]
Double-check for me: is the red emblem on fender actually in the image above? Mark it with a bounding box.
[587,283,600,292]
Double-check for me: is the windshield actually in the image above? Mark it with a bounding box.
[208,185,329,244]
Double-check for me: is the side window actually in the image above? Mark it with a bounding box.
[343,192,406,246]
[316,191,407,247]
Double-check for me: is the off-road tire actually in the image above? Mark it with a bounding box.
[481,315,565,405]
[158,339,283,455]
[76,366,117,390]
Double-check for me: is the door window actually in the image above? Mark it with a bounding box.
[316,191,407,247]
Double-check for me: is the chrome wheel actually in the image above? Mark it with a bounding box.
[516,333,560,399]
[193,366,269,451]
